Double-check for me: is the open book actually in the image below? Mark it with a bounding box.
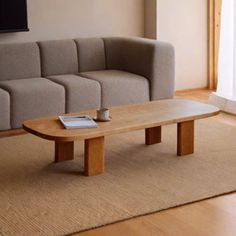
[59,115,97,129]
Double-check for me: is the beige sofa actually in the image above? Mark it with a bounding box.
[0,37,175,131]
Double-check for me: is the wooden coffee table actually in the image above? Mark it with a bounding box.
[23,100,219,176]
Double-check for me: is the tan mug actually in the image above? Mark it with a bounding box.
[96,108,111,121]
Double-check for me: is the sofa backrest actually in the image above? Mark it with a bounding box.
[0,42,41,81]
[38,39,78,77]
[75,38,106,72]
[103,37,155,79]
[0,38,113,80]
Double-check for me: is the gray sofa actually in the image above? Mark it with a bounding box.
[0,37,175,131]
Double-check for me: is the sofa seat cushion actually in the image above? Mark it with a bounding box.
[0,78,65,129]
[79,70,150,107]
[47,74,101,113]
[0,89,11,130]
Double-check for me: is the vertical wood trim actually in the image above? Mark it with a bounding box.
[208,0,215,89]
[208,0,222,90]
[214,0,222,89]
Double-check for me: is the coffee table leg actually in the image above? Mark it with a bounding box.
[84,136,105,176]
[177,120,194,156]
[145,126,162,145]
[55,141,74,162]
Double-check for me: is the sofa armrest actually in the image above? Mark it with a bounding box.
[103,37,175,100]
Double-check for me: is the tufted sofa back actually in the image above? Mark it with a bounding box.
[0,42,41,81]
[0,38,109,80]
[38,39,78,77]
[74,38,106,72]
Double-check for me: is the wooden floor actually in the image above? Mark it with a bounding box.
[77,89,236,236]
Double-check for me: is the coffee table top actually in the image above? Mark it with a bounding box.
[23,100,220,142]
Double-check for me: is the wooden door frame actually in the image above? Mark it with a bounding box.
[208,0,222,89]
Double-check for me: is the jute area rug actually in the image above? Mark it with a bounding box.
[0,118,236,236]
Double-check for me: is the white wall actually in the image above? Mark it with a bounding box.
[156,0,208,90]
[0,0,144,44]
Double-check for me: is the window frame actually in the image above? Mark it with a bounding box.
[208,0,222,89]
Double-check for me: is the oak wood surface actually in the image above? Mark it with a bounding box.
[177,120,194,156]
[23,100,219,142]
[208,0,222,89]
[55,141,74,163]
[84,137,105,176]
[145,126,162,145]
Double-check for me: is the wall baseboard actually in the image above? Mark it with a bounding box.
[175,87,210,93]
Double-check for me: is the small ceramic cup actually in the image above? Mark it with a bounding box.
[96,108,110,121]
